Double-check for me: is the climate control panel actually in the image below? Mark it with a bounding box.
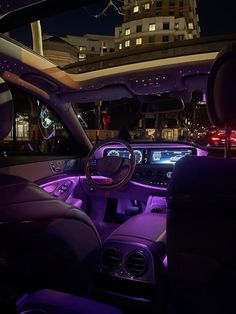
[133,165,174,187]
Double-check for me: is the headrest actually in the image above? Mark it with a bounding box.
[167,156,236,212]
[0,78,14,139]
[207,43,236,129]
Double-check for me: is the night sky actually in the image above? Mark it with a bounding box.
[10,0,236,47]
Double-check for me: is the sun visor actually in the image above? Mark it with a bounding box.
[0,78,14,139]
[207,43,236,129]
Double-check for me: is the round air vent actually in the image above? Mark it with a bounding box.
[125,251,148,277]
[101,248,121,271]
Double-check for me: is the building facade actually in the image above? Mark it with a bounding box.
[43,35,79,67]
[115,0,200,51]
[61,34,115,61]
[43,33,115,67]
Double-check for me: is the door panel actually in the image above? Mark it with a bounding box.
[0,157,80,182]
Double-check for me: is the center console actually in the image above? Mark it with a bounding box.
[91,212,167,313]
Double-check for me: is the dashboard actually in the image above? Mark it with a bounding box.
[102,144,206,188]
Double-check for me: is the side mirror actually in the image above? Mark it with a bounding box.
[38,104,56,140]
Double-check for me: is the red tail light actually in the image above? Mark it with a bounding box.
[211,137,220,141]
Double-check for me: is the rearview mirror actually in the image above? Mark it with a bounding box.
[140,95,184,114]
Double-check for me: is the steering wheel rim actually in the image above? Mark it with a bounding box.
[85,138,136,191]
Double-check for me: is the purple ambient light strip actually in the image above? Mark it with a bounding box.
[40,174,169,196]
[79,175,168,191]
[130,180,166,191]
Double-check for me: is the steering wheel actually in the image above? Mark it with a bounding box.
[85,138,136,191]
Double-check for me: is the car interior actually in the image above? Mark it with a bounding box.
[0,2,236,314]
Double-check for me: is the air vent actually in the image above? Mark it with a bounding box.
[125,251,147,277]
[101,248,121,271]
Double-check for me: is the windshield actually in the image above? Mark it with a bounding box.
[5,0,236,148]
[72,94,218,146]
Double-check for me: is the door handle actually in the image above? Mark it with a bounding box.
[50,162,62,173]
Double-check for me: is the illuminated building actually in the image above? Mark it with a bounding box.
[115,0,200,51]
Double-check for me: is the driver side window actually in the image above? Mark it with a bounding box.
[1,87,79,156]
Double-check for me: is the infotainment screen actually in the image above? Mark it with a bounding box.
[150,149,193,164]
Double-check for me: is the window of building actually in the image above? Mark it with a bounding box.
[179,0,184,7]
[169,1,175,6]
[136,25,142,33]
[144,3,150,10]
[163,35,169,42]
[175,35,184,41]
[79,46,86,51]
[119,43,122,50]
[179,11,183,17]
[163,22,170,30]
[156,1,162,8]
[133,5,139,13]
[102,48,108,53]
[149,35,155,43]
[188,22,194,30]
[175,22,179,30]
[91,47,95,52]
[9,113,29,140]
[125,28,131,36]
[125,40,130,47]
[169,11,175,16]
[136,37,142,45]
[149,23,156,31]
[79,53,86,60]
[110,48,115,53]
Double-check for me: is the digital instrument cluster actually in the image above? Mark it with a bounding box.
[105,149,144,164]
[104,148,195,165]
